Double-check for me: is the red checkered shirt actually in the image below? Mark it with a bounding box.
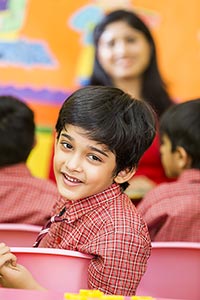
[137,169,200,242]
[0,163,58,226]
[39,183,151,295]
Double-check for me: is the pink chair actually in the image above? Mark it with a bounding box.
[9,247,92,292]
[0,288,63,300]
[136,242,200,300]
[0,223,41,247]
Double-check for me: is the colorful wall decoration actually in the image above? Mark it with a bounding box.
[0,0,200,179]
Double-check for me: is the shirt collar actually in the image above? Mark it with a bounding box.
[59,183,122,223]
[178,169,200,183]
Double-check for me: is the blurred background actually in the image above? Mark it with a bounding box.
[0,0,199,179]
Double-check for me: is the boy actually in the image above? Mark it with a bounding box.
[137,99,200,242]
[0,86,156,295]
[0,95,58,226]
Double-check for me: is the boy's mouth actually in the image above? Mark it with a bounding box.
[62,172,82,183]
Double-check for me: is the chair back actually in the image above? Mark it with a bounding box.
[136,242,200,300]
[10,247,92,292]
[0,223,41,246]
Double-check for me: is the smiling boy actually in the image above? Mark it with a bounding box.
[54,124,117,201]
[0,86,156,295]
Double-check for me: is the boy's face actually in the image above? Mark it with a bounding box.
[160,134,181,178]
[53,124,117,201]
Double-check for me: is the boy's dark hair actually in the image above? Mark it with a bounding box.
[56,86,156,188]
[160,98,200,169]
[0,95,35,167]
[89,9,173,117]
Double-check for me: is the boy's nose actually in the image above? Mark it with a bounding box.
[65,154,82,172]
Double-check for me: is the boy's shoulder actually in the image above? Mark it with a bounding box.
[144,179,183,200]
[141,169,200,204]
[97,192,146,228]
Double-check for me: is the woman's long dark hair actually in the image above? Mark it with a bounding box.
[89,9,174,117]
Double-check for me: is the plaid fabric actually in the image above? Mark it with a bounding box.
[38,183,151,296]
[0,163,58,226]
[137,169,200,242]
[33,206,66,247]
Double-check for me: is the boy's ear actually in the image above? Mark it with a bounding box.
[114,168,136,184]
[176,146,192,169]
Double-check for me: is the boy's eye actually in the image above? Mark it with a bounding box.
[61,142,72,149]
[88,154,102,162]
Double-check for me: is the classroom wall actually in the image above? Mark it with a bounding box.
[0,0,199,178]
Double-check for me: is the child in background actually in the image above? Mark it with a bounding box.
[137,99,200,242]
[0,86,156,295]
[0,95,58,226]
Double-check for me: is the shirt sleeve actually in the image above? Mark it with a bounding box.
[86,225,151,296]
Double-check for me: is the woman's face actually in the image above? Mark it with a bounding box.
[97,21,152,81]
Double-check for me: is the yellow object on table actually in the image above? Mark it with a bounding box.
[64,289,154,300]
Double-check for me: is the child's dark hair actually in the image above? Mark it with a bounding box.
[160,98,200,169]
[56,86,156,188]
[0,95,35,167]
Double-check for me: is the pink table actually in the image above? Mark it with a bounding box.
[0,288,63,300]
[0,288,184,300]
